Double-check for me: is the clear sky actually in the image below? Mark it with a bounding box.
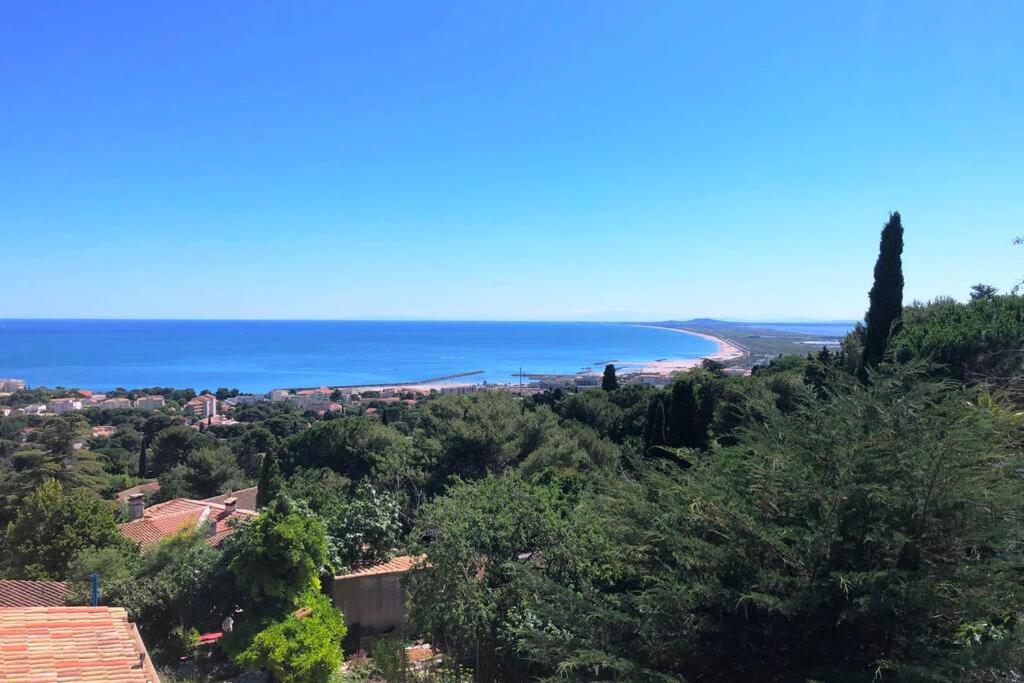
[2,2,1021,321]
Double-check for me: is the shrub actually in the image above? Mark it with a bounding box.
[371,637,411,682]
[235,594,346,683]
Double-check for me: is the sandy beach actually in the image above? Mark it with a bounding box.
[630,325,745,376]
[329,326,745,392]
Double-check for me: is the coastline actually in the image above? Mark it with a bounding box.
[1,321,746,393]
[341,325,746,391]
[629,325,745,376]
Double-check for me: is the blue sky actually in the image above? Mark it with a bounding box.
[2,2,1021,321]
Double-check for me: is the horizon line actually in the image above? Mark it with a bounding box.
[0,316,860,324]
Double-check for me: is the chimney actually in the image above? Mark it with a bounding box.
[223,496,237,514]
[127,494,145,521]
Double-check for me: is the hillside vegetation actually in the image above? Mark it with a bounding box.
[2,214,1023,681]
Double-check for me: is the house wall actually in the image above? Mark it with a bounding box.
[332,572,408,647]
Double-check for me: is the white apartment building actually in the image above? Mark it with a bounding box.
[184,394,217,418]
[288,388,331,413]
[230,394,267,405]
[51,398,83,414]
[134,395,166,409]
[439,385,485,395]
[101,398,133,409]
[0,378,27,392]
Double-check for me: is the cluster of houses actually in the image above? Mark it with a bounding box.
[114,483,423,652]
[0,480,425,681]
[228,386,407,414]
[229,386,345,413]
[116,481,425,624]
[0,370,726,679]
[0,389,169,417]
[2,372,679,423]
[0,388,238,427]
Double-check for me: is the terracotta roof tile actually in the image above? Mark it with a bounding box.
[202,486,259,512]
[118,499,256,549]
[0,606,159,682]
[141,498,204,516]
[0,581,70,608]
[334,554,426,580]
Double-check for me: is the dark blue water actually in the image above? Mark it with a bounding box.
[0,320,717,392]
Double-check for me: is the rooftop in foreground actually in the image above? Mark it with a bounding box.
[0,606,160,682]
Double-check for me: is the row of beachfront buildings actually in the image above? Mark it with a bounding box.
[1,371,677,423]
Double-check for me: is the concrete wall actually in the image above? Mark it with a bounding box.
[332,572,409,648]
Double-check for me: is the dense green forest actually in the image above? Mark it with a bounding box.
[2,214,1024,681]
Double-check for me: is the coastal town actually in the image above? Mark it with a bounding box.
[0,321,859,682]
[0,332,749,420]
[0,348,749,682]
[3,0,1012,679]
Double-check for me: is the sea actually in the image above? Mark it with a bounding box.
[0,320,721,393]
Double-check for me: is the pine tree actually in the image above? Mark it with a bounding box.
[602,364,618,391]
[256,449,283,509]
[863,211,905,367]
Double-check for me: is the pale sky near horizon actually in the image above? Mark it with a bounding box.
[2,2,1021,321]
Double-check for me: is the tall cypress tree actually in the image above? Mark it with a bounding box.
[138,441,147,478]
[863,211,905,367]
[602,364,618,391]
[667,378,699,448]
[256,449,283,509]
[644,393,668,450]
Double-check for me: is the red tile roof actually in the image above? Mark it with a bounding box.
[202,486,258,512]
[119,499,256,549]
[0,580,70,608]
[0,606,160,682]
[334,554,426,580]
[141,498,204,516]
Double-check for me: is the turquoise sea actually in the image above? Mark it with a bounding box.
[0,320,720,393]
